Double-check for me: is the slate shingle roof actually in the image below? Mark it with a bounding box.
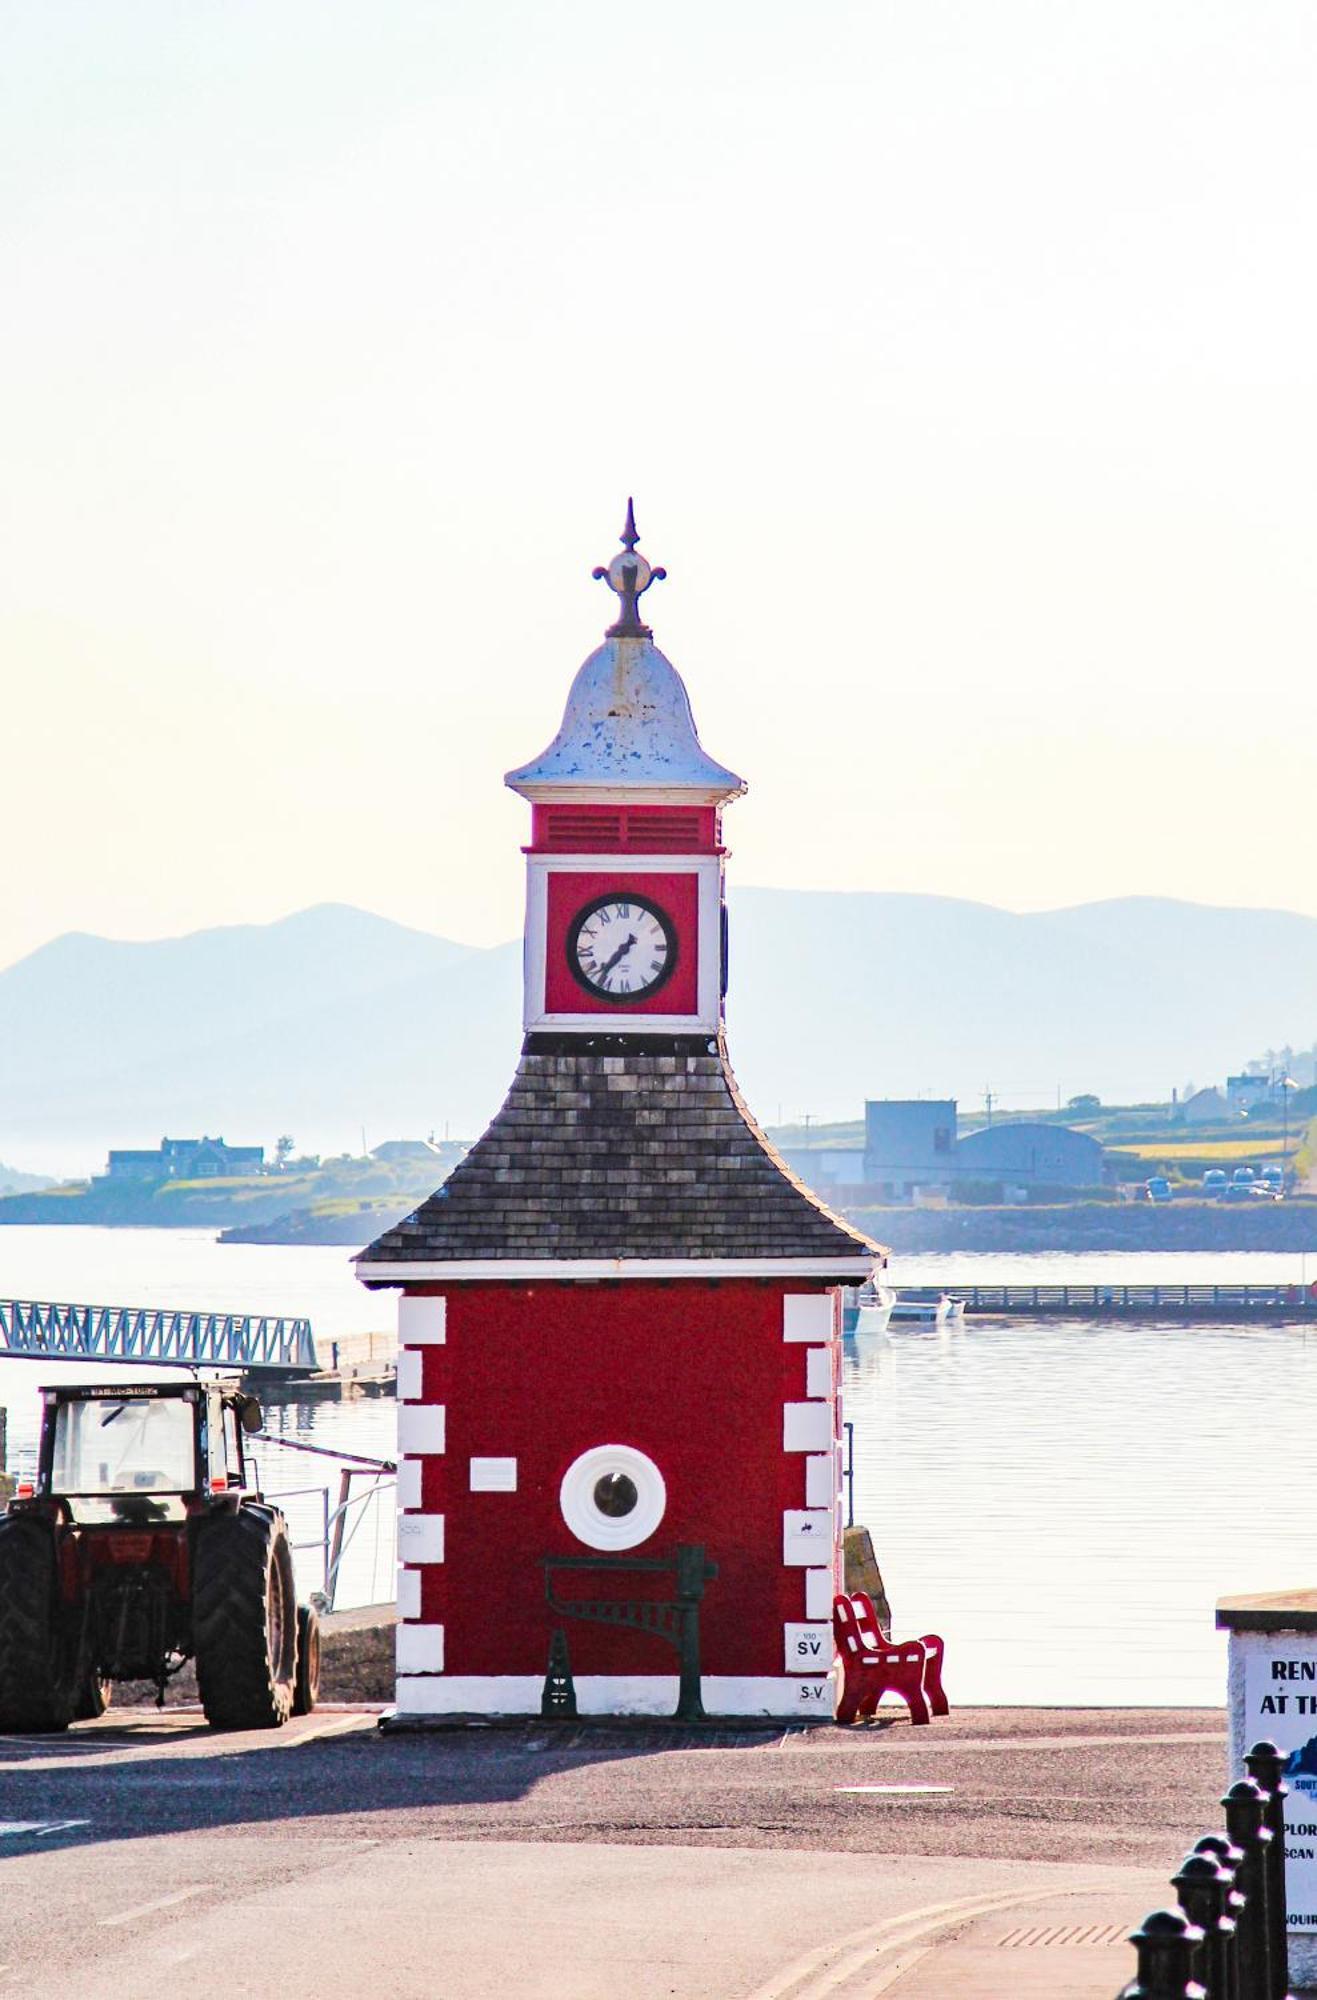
[358,1039,879,1269]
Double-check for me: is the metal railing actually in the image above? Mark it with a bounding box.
[0,1298,317,1372]
[255,1434,396,1612]
[1117,1741,1291,1998]
[910,1282,1317,1319]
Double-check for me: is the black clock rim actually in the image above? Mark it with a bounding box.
[565,891,680,1006]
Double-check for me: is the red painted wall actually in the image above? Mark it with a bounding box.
[403,1279,835,1680]
[543,870,700,1017]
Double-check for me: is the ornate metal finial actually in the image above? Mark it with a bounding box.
[592,498,666,638]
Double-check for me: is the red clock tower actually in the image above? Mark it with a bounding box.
[357,506,881,1721]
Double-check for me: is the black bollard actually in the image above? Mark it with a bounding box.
[1175,1850,1239,2000]
[1224,1778,1276,2000]
[1119,1908,1207,2000]
[1196,1833,1249,1999]
[1245,1741,1292,2000]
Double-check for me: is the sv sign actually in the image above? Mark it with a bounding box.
[784,1623,833,1674]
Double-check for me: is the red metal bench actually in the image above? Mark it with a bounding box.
[832,1591,948,1726]
[852,1590,949,1718]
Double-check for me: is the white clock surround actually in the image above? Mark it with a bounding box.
[523,852,724,1034]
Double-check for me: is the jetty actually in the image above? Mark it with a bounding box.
[0,1297,317,1373]
[901,1281,1317,1320]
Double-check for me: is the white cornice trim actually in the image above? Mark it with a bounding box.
[355,1256,878,1283]
[510,782,743,806]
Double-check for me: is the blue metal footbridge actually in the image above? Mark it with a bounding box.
[0,1299,318,1375]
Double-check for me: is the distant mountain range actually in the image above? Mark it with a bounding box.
[0,893,1313,1175]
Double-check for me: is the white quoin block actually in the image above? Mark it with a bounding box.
[805,1569,835,1620]
[396,1623,445,1674]
[398,1404,446,1456]
[784,1295,832,1343]
[785,1623,832,1674]
[395,1349,424,1402]
[805,1347,832,1400]
[397,1568,421,1621]
[783,1402,832,1453]
[396,1458,422,1510]
[398,1295,446,1345]
[397,1513,445,1565]
[784,1509,833,1566]
[469,1457,517,1492]
[805,1454,834,1509]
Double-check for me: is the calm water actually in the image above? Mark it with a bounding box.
[0,1227,395,1607]
[2,1228,1315,1698]
[853,1249,1317,1707]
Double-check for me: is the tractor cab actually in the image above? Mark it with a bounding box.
[27,1379,263,1526]
[1,1374,319,1732]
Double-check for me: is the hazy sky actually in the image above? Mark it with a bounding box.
[3,0,1315,970]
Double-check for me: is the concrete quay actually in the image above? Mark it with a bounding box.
[0,1704,1232,1998]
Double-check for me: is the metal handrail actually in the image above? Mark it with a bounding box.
[0,1297,317,1371]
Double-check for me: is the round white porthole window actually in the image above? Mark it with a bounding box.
[559,1444,666,1552]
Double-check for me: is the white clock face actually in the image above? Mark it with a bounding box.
[569,894,677,1002]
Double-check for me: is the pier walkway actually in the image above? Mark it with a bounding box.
[905,1280,1317,1320]
[0,1297,317,1374]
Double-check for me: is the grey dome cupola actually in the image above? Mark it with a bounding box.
[504,503,746,807]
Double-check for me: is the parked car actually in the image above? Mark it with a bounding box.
[1260,1163,1284,1188]
[1223,1181,1253,1202]
[1144,1176,1173,1204]
[1203,1169,1228,1196]
[1250,1181,1283,1201]
[1231,1166,1256,1185]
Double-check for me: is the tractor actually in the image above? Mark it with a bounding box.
[0,1377,321,1731]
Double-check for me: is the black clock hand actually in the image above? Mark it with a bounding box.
[598,932,638,978]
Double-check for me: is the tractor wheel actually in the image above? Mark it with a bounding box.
[0,1516,76,1732]
[193,1508,297,1730]
[292,1603,321,1716]
[73,1673,111,1721]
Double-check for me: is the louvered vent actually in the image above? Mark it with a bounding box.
[542,809,625,851]
[532,804,717,853]
[627,810,704,851]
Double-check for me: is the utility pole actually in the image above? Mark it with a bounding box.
[984,1088,995,1129]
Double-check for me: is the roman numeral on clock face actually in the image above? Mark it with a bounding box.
[568,895,676,1003]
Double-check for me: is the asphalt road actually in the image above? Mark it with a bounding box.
[0,1705,1229,1998]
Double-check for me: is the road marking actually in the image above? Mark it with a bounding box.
[100,1886,210,1928]
[0,1820,90,1838]
[741,1883,1114,2000]
[834,1783,954,1794]
[289,1713,376,1747]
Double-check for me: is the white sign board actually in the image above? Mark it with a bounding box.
[1243,1645,1317,1931]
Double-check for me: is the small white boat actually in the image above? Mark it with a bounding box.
[841,1280,897,1337]
[854,1281,897,1336]
[888,1291,966,1327]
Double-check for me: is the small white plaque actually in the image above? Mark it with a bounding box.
[783,1402,832,1453]
[805,1568,835,1620]
[398,1296,446,1345]
[396,1623,445,1674]
[785,1622,832,1674]
[784,1509,833,1566]
[398,1403,446,1456]
[792,1678,833,1713]
[470,1457,517,1492]
[396,1349,423,1402]
[397,1513,445,1564]
[805,1346,832,1400]
[784,1295,832,1343]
